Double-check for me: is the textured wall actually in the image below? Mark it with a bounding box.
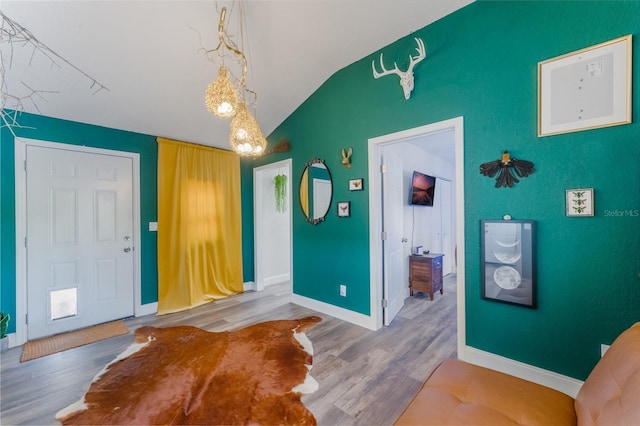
[247,0,640,380]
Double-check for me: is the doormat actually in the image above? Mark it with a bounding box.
[21,320,129,362]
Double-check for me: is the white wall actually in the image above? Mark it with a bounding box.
[256,166,291,286]
[397,143,456,279]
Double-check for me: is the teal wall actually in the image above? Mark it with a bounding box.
[248,0,640,380]
[1,1,638,382]
[0,111,158,334]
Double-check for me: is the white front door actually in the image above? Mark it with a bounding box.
[26,145,135,339]
[381,148,405,326]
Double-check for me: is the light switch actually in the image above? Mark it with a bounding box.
[149,222,158,231]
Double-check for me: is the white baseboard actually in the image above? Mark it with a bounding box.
[7,332,18,349]
[264,273,290,287]
[244,281,256,292]
[136,302,158,317]
[463,346,583,397]
[290,294,377,330]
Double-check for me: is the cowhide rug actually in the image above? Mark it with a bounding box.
[56,316,322,425]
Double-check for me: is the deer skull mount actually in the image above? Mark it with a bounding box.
[372,37,426,100]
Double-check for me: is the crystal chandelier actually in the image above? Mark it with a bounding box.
[204,3,266,157]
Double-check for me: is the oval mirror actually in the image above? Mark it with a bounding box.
[299,158,333,224]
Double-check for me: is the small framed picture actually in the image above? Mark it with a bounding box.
[566,188,594,216]
[349,178,364,191]
[337,201,350,217]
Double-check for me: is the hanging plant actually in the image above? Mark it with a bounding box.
[274,174,287,213]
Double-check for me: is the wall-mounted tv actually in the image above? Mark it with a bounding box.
[410,171,436,206]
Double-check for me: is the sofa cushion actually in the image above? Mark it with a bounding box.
[395,359,576,425]
[575,322,640,426]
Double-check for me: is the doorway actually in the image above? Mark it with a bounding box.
[253,159,292,292]
[14,138,142,345]
[368,117,466,355]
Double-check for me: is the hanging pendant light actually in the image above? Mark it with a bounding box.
[204,3,268,157]
[205,66,238,118]
[229,102,266,157]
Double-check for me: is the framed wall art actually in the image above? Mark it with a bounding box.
[538,35,632,137]
[566,188,594,216]
[481,220,536,309]
[349,178,364,191]
[337,201,350,217]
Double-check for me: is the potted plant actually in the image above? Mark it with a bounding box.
[0,312,10,352]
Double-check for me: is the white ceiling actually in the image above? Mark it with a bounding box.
[2,0,472,151]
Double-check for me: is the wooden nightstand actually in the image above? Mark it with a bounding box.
[409,254,444,300]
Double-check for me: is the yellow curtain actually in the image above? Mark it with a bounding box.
[156,137,243,315]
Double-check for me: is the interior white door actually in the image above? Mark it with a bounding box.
[381,148,405,326]
[439,179,454,275]
[431,179,454,275]
[26,146,135,339]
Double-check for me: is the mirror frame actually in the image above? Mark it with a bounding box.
[300,158,333,225]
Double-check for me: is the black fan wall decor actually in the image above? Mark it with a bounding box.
[480,151,534,188]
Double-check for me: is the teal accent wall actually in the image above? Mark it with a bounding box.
[240,160,255,282]
[247,1,639,380]
[0,111,158,334]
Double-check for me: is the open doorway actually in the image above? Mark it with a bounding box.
[368,117,465,356]
[253,159,293,292]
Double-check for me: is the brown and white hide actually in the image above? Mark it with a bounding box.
[56,316,322,425]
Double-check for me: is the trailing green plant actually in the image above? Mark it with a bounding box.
[274,174,287,213]
[0,312,10,339]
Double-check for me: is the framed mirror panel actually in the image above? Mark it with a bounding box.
[300,158,332,224]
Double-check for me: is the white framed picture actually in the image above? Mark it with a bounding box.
[566,188,594,217]
[337,201,350,217]
[349,178,363,191]
[538,35,632,137]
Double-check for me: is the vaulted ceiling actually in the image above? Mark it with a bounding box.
[2,1,472,150]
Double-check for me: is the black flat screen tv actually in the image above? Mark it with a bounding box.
[410,171,436,206]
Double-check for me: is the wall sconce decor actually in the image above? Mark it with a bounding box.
[372,37,426,100]
[204,3,266,157]
[480,151,534,188]
[566,188,594,216]
[341,147,352,168]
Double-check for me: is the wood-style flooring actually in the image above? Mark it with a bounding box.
[0,275,457,425]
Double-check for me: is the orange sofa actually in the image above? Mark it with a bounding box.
[395,322,640,425]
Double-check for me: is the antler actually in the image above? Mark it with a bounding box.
[406,37,426,75]
[371,38,426,99]
[372,52,402,79]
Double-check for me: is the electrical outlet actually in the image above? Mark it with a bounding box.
[339,284,347,297]
[601,344,610,357]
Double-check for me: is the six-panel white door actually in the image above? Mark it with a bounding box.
[382,148,405,326]
[26,146,135,339]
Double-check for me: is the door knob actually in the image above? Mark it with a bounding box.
[123,247,131,253]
